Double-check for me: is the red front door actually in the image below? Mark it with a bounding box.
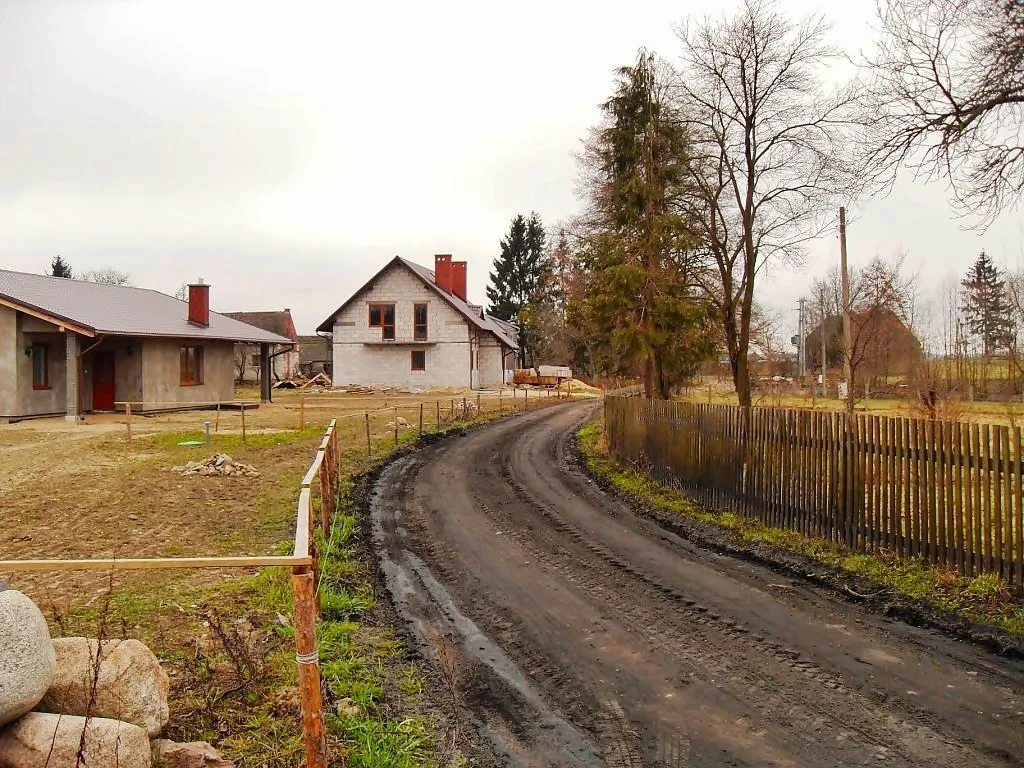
[92,351,115,411]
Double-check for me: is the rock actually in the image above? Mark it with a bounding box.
[0,712,151,768]
[38,638,169,736]
[151,739,234,768]
[0,590,56,728]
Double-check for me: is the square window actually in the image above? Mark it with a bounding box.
[411,350,426,371]
[31,344,48,389]
[369,303,396,340]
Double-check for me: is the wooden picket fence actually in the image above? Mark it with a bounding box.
[605,397,1024,587]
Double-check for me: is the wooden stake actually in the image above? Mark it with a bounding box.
[394,405,399,446]
[436,399,440,427]
[291,568,328,768]
[419,402,424,435]
[365,412,371,456]
[241,404,247,443]
[126,402,132,446]
[525,388,529,411]
[475,394,480,417]
[499,391,502,414]
[299,394,305,430]
[215,403,220,432]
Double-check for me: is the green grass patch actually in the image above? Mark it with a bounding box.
[577,417,1024,637]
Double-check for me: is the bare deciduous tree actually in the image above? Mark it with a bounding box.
[858,0,1024,224]
[80,268,132,286]
[675,0,858,407]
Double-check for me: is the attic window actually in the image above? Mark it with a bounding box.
[369,303,395,340]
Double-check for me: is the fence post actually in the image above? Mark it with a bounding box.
[365,412,371,456]
[126,403,132,446]
[319,454,331,534]
[291,567,328,768]
[499,391,502,414]
[241,404,247,443]
[419,402,424,435]
[299,394,305,430]
[436,400,440,427]
[525,388,529,411]
[476,393,481,417]
[451,398,455,421]
[394,405,399,446]
[215,403,220,433]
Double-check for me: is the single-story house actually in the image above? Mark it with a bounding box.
[222,310,299,383]
[316,255,518,389]
[0,270,291,422]
[807,308,923,382]
[298,335,331,379]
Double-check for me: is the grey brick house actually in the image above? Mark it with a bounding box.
[0,270,290,421]
[317,255,517,389]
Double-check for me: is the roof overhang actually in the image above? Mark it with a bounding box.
[0,296,96,337]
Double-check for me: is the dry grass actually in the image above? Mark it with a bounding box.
[0,386,577,766]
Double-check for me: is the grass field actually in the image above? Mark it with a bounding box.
[0,387,574,766]
[679,384,1024,427]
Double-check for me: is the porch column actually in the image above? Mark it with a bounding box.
[260,343,271,403]
[65,332,79,422]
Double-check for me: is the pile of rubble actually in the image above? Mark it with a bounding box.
[171,454,259,478]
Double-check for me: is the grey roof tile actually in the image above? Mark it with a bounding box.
[0,269,291,344]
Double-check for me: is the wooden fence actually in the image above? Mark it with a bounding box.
[605,397,1024,587]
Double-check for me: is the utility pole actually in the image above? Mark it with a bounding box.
[797,297,807,379]
[839,206,854,414]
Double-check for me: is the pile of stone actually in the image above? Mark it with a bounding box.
[171,454,259,478]
[0,582,234,767]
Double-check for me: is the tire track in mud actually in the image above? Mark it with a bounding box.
[372,403,1024,767]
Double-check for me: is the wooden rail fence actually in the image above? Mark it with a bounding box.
[605,397,1024,587]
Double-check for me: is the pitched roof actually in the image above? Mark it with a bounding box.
[316,256,518,349]
[222,310,298,341]
[0,269,291,344]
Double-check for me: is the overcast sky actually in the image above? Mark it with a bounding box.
[1,0,1021,337]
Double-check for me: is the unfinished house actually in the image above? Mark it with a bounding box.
[0,270,291,422]
[222,310,299,383]
[317,255,517,389]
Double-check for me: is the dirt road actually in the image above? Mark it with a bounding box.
[371,402,1024,767]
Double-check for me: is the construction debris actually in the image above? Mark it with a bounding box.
[171,454,259,478]
[299,373,332,390]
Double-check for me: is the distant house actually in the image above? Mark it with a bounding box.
[317,255,518,389]
[298,335,331,379]
[222,310,299,383]
[0,270,289,422]
[806,308,922,381]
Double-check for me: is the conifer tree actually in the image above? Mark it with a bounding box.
[961,251,1013,357]
[49,255,73,278]
[487,212,546,366]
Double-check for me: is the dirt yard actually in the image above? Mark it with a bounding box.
[0,386,564,607]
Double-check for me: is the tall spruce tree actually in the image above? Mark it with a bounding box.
[962,251,1013,357]
[49,255,73,278]
[487,212,546,366]
[576,49,717,398]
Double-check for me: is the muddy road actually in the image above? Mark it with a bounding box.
[371,402,1024,767]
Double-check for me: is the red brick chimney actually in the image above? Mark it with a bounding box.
[187,281,210,327]
[434,254,453,294]
[451,261,467,301]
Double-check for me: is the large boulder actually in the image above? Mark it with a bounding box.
[38,638,169,736]
[0,711,151,768]
[0,589,56,728]
[152,739,235,767]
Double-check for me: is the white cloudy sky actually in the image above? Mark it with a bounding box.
[0,0,1021,336]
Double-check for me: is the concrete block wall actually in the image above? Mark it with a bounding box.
[16,315,68,417]
[477,337,506,389]
[0,306,17,417]
[141,339,234,408]
[332,263,474,388]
